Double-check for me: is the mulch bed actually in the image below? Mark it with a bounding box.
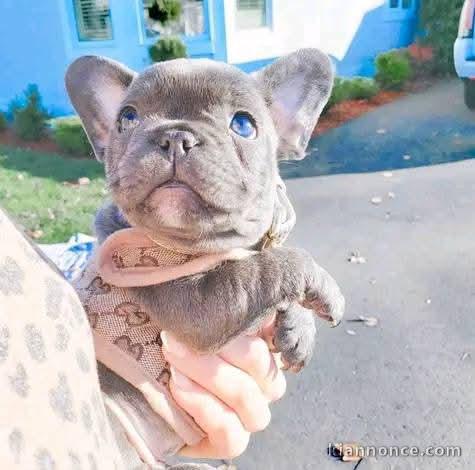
[314,90,405,136]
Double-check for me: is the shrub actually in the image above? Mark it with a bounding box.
[375,50,412,90]
[419,0,464,75]
[324,77,379,113]
[346,77,380,100]
[325,77,346,111]
[51,116,92,157]
[11,84,49,141]
[149,36,187,62]
[0,112,8,132]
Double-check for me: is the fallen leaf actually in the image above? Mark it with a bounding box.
[371,196,382,205]
[360,315,379,327]
[346,329,357,336]
[461,352,471,361]
[78,177,91,186]
[347,316,379,327]
[27,229,44,239]
[348,252,366,264]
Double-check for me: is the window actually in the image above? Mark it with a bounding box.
[236,0,268,29]
[143,0,205,38]
[73,0,113,41]
[389,0,412,8]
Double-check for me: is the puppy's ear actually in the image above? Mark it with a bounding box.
[254,49,334,160]
[65,55,136,161]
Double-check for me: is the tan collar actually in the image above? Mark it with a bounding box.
[97,228,255,287]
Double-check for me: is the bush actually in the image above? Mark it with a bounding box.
[149,36,187,62]
[324,77,379,113]
[11,85,49,141]
[0,112,8,132]
[346,77,380,100]
[420,0,464,75]
[51,116,92,157]
[375,50,412,90]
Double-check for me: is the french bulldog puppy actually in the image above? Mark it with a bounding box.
[66,49,345,467]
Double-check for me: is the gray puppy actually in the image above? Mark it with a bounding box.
[66,49,344,467]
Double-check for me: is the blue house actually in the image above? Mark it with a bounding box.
[0,1,419,116]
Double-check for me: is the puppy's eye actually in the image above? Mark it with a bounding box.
[230,112,257,139]
[118,106,139,133]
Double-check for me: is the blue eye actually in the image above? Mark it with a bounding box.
[230,112,257,139]
[118,106,139,133]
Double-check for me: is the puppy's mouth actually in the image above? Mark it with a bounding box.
[145,179,225,214]
[147,179,201,201]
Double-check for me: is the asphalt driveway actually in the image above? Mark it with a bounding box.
[236,81,475,470]
[281,80,475,178]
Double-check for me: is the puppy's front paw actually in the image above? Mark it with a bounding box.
[274,303,316,372]
[305,262,345,327]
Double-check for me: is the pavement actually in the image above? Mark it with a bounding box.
[235,81,475,470]
[281,80,475,179]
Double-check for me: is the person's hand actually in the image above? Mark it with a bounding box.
[161,321,285,460]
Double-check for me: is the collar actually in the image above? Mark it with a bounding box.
[97,228,256,287]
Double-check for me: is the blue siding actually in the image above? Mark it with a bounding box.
[233,1,419,76]
[0,1,69,115]
[334,0,419,77]
[0,0,419,116]
[55,0,224,113]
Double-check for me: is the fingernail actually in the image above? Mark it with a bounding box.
[160,331,188,358]
[170,366,194,391]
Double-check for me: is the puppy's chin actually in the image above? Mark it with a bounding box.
[145,184,206,228]
[120,184,270,254]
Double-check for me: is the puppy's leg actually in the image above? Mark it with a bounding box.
[133,247,344,353]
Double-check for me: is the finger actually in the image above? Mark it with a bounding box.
[218,335,286,402]
[256,313,276,337]
[170,367,250,460]
[161,332,271,432]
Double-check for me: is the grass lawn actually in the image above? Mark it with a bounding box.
[0,145,106,243]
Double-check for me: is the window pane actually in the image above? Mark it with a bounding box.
[389,0,399,7]
[73,0,113,41]
[144,0,205,38]
[402,0,412,8]
[237,0,267,29]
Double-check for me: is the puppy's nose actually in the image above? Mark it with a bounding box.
[159,130,198,159]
